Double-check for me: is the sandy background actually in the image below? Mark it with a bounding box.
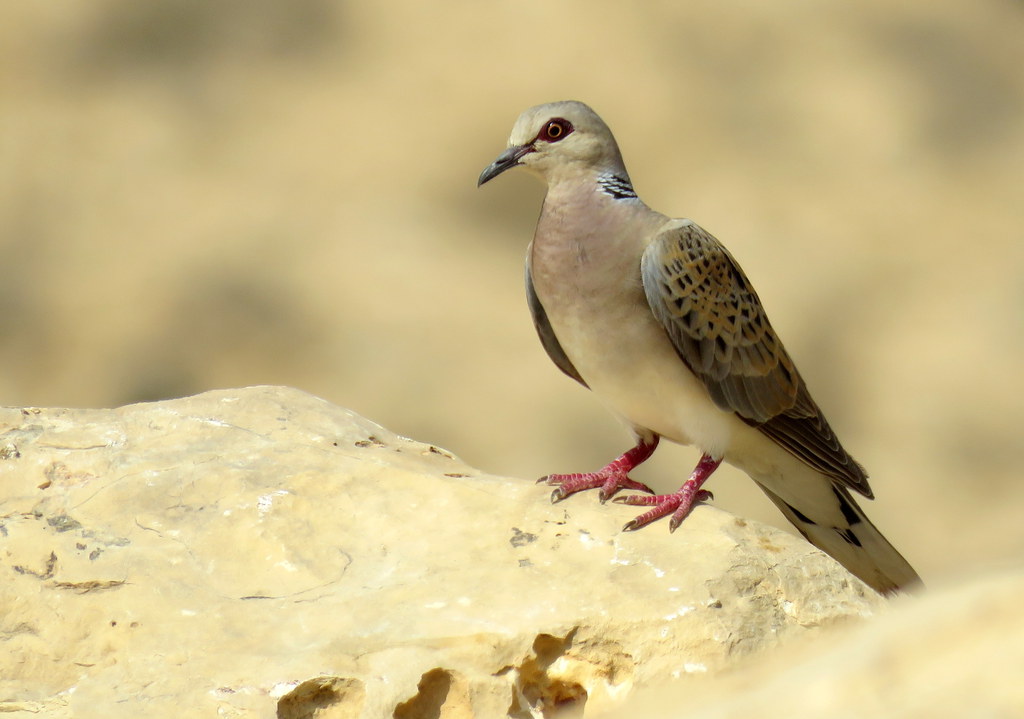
[2,1,1022,586]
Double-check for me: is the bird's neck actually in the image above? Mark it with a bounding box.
[531,170,665,282]
[595,172,638,200]
[539,168,653,231]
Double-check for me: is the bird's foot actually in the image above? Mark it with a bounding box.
[614,454,722,531]
[540,470,656,504]
[615,487,715,531]
[538,436,660,503]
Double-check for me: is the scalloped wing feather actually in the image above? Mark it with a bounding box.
[641,221,872,497]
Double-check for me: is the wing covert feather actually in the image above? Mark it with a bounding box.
[641,221,872,496]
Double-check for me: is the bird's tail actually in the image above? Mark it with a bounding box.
[759,482,921,596]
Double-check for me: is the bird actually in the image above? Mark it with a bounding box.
[477,100,920,595]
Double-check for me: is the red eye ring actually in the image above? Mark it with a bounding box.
[540,118,573,142]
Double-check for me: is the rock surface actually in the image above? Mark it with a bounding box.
[0,386,882,718]
[603,569,1024,718]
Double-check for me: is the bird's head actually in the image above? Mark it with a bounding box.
[478,101,627,187]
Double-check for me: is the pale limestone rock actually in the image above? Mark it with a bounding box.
[0,386,882,718]
[606,569,1024,718]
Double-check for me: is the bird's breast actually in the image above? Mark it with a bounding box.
[528,193,739,454]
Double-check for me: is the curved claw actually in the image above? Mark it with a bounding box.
[621,517,645,532]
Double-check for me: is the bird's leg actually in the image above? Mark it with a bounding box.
[538,435,660,503]
[615,453,721,532]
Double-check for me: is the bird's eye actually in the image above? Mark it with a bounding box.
[541,119,573,142]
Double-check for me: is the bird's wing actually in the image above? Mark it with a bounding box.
[640,220,872,497]
[526,261,588,389]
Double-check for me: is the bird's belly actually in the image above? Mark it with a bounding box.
[549,301,741,458]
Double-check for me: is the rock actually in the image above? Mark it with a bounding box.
[0,386,883,718]
[603,569,1024,718]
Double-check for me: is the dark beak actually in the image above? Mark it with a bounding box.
[477,144,534,186]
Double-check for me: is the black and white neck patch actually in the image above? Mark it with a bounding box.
[597,173,638,200]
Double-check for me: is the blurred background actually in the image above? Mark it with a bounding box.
[2,1,1022,587]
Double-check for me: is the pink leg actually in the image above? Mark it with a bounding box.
[538,436,660,503]
[614,453,721,532]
